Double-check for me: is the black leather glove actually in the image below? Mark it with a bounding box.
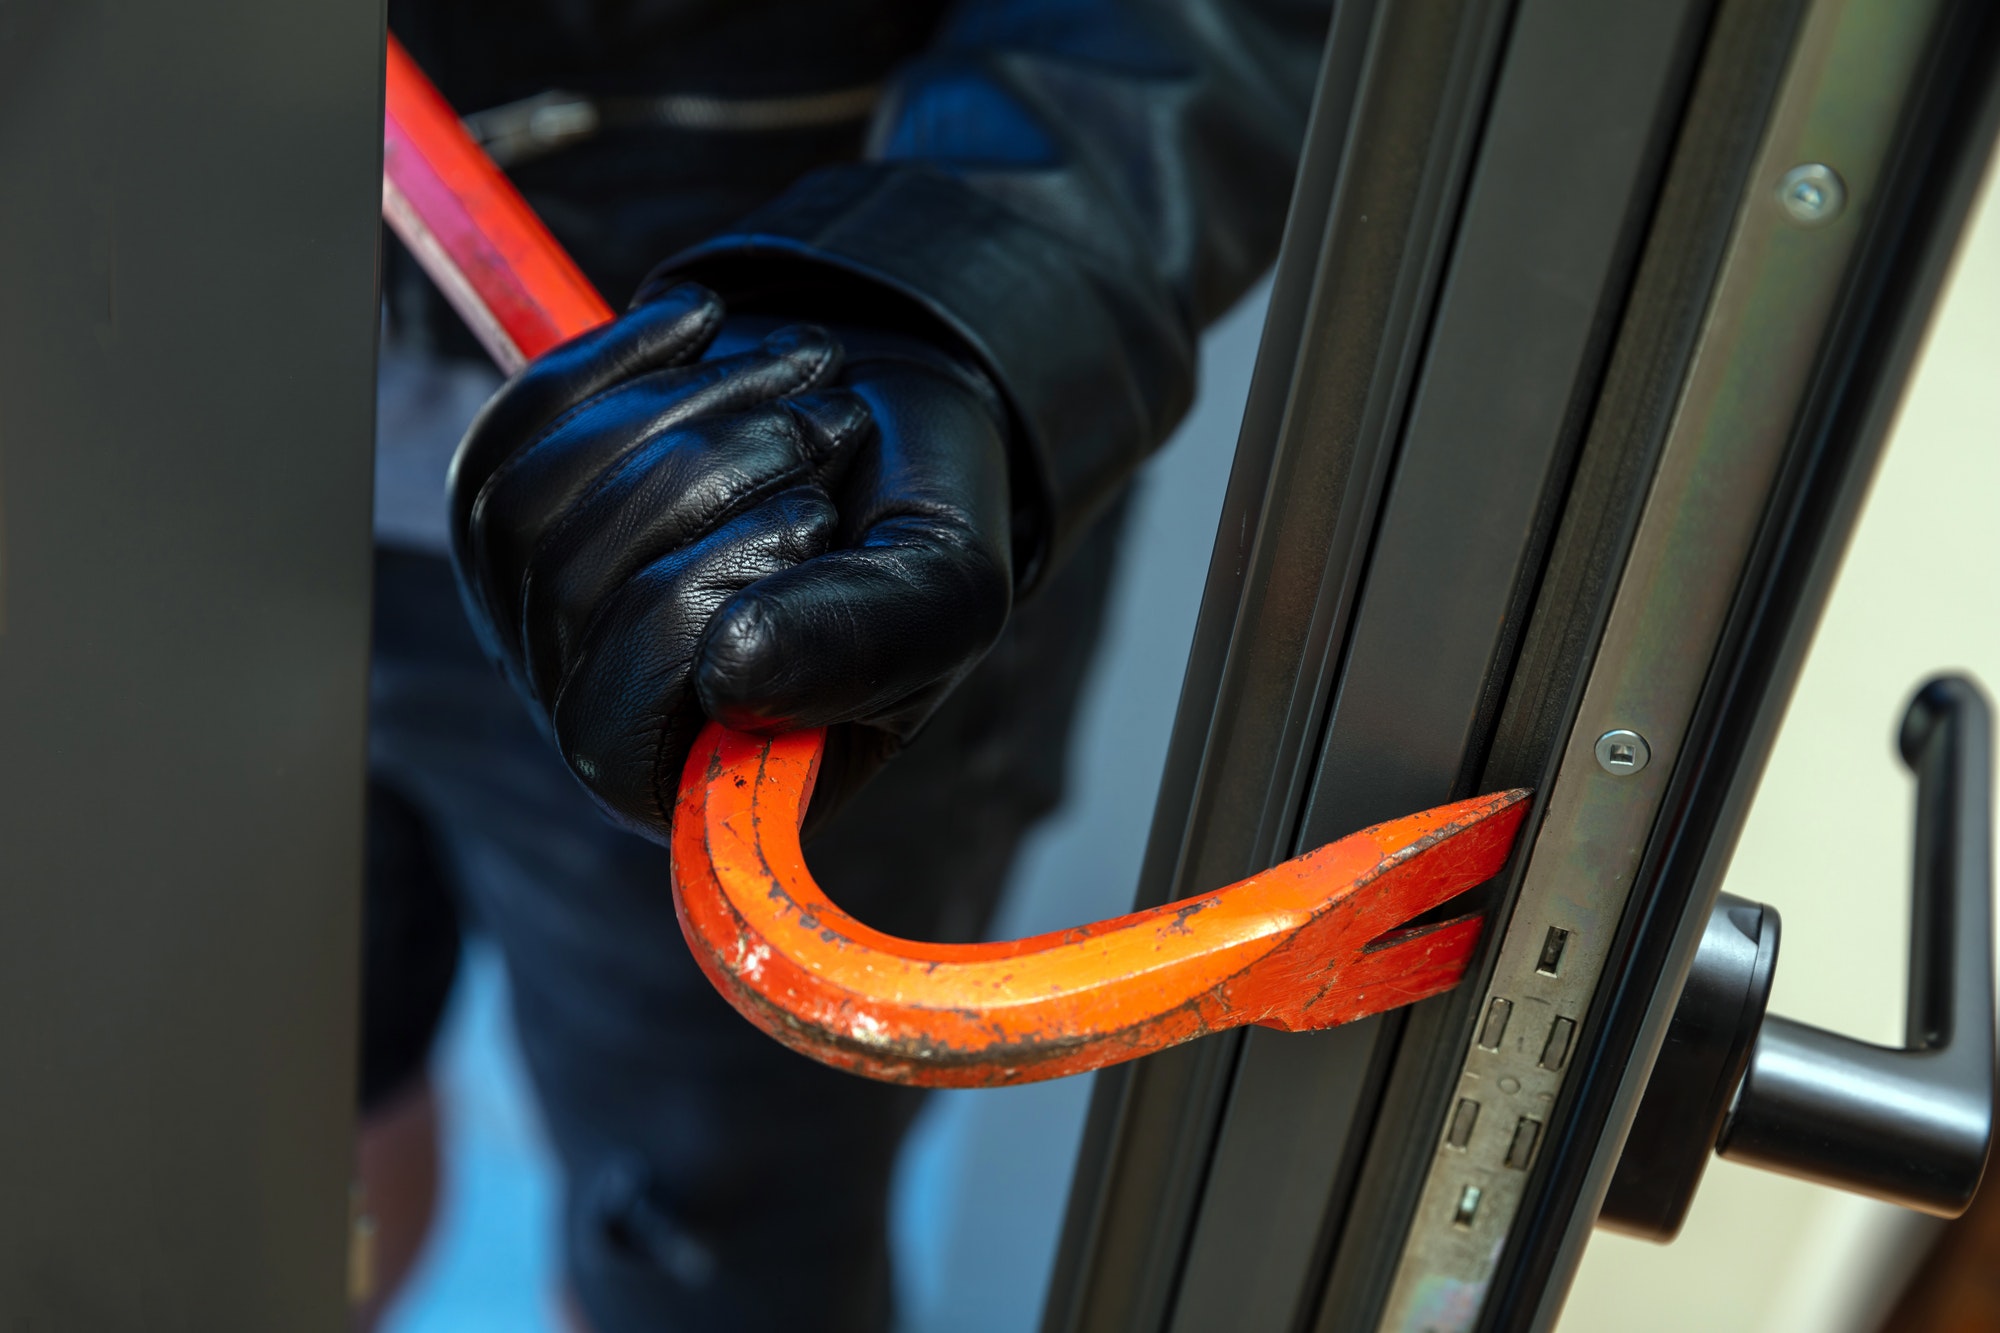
[448,281,1016,842]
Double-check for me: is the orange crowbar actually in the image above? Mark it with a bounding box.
[381,36,1534,1087]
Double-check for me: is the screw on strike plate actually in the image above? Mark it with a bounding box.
[1595,729,1651,777]
[1776,163,1845,227]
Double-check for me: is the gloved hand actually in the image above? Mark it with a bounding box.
[448,281,1017,842]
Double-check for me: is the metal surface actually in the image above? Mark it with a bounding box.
[676,726,1529,1086]
[464,85,883,167]
[0,1,384,1326]
[383,35,611,373]
[1375,3,1950,1325]
[1718,676,1994,1215]
[1043,0,1998,1320]
[1042,6,1510,1325]
[1312,0,1806,1315]
[1777,162,1848,225]
[1593,731,1652,777]
[1509,3,2000,1323]
[1049,1,1716,1328]
[1183,1,1718,1324]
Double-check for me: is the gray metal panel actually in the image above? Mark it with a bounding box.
[1047,1,1723,1327]
[1042,5,1519,1327]
[0,1,383,1326]
[1171,3,1712,1328]
[1509,5,2000,1324]
[1319,0,1815,1319]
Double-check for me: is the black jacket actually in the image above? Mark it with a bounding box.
[391,0,1330,573]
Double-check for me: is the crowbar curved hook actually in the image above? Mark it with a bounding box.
[675,727,1528,1085]
[382,36,1535,1087]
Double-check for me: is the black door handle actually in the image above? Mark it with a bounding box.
[1603,675,1994,1240]
[1718,675,1995,1209]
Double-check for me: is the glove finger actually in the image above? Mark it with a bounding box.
[518,390,873,704]
[693,540,1009,734]
[455,326,842,663]
[458,324,839,563]
[693,358,1013,733]
[449,282,722,525]
[548,485,840,842]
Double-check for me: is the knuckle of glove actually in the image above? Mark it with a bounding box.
[692,348,1016,739]
[449,283,722,519]
[514,411,826,703]
[548,487,839,839]
[450,320,847,674]
[516,384,869,677]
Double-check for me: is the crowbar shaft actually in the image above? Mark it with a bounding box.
[383,36,612,370]
[381,38,1535,1087]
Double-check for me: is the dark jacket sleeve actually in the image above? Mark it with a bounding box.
[659,0,1331,580]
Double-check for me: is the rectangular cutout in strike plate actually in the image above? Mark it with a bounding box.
[1536,927,1570,976]
[1540,1016,1577,1071]
[1477,997,1513,1050]
[1505,1117,1543,1171]
[1445,1098,1481,1150]
[1452,1185,1482,1229]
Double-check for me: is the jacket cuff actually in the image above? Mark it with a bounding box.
[654,162,1195,586]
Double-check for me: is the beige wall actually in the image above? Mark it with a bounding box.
[1556,141,2000,1333]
